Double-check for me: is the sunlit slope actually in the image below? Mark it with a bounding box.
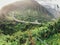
[0,0,54,23]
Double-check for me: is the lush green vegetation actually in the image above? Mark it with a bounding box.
[8,9,53,23]
[0,18,60,45]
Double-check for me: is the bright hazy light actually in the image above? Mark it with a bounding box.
[0,0,60,9]
[0,0,20,9]
[37,0,60,7]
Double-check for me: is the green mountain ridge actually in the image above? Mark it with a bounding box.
[0,0,54,23]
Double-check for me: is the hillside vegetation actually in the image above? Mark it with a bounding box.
[0,18,60,45]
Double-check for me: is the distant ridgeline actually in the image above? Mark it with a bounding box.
[0,0,55,24]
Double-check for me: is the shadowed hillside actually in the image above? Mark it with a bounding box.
[0,0,54,24]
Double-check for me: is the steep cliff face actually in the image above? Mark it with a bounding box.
[0,0,54,24]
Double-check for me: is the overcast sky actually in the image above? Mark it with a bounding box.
[0,0,59,9]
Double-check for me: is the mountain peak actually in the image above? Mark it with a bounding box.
[0,0,54,23]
